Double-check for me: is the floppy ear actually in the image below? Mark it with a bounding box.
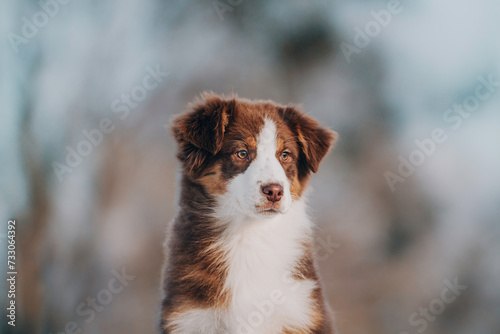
[278,107,338,176]
[172,94,235,174]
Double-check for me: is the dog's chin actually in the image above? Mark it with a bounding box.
[228,198,290,219]
[254,203,286,217]
[257,208,280,216]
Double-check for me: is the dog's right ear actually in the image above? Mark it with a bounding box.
[172,94,235,174]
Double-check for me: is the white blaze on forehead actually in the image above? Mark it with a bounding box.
[258,117,278,146]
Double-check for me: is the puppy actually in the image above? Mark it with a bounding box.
[160,93,338,333]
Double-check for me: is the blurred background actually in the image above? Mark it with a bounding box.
[1,0,499,333]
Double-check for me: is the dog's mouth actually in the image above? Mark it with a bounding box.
[255,203,282,215]
[258,208,279,215]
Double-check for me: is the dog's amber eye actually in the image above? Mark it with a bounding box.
[281,151,291,161]
[236,150,248,160]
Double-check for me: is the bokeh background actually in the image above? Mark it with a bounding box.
[1,0,500,333]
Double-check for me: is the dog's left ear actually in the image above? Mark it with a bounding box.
[278,107,338,175]
[172,94,235,174]
[173,94,234,154]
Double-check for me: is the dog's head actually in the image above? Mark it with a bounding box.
[172,93,337,219]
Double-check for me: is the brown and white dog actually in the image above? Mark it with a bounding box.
[160,93,338,334]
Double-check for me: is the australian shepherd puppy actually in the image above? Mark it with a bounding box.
[160,93,338,334]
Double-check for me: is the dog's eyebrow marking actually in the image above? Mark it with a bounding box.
[225,139,248,147]
[283,136,300,144]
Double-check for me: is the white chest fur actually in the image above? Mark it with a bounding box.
[219,200,318,333]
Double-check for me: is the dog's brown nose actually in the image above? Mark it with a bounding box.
[262,184,284,203]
